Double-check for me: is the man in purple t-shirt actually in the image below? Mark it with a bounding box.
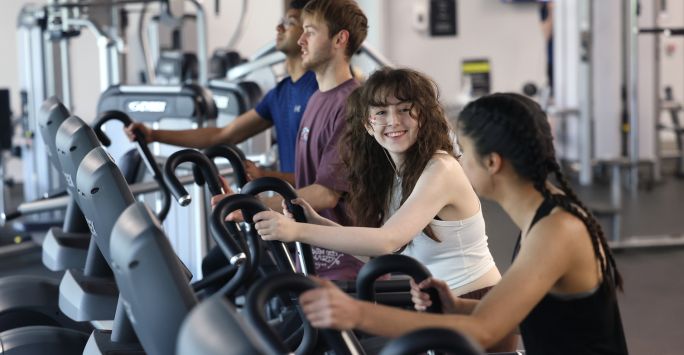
[294,78,360,279]
[216,0,369,280]
[287,0,368,280]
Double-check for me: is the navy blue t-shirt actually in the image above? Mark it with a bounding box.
[255,70,318,173]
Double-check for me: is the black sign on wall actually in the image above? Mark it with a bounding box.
[0,89,11,150]
[430,0,457,37]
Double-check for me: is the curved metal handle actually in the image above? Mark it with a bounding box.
[242,177,304,221]
[91,110,171,221]
[92,110,135,147]
[211,194,271,297]
[241,177,315,275]
[194,144,248,188]
[356,254,442,313]
[163,149,224,206]
[245,273,362,355]
[211,194,268,262]
[378,328,485,355]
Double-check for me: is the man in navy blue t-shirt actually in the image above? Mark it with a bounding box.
[125,0,317,184]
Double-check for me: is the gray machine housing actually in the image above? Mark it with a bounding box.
[39,101,93,271]
[177,295,266,355]
[73,146,144,354]
[55,120,119,322]
[110,202,197,355]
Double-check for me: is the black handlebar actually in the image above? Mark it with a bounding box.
[241,177,316,275]
[92,110,135,147]
[356,254,442,313]
[163,149,224,206]
[1,210,21,223]
[211,194,271,297]
[245,273,364,355]
[210,194,251,261]
[241,177,304,221]
[92,110,171,222]
[378,328,485,355]
[195,144,248,188]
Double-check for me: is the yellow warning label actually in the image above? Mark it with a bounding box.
[462,62,490,74]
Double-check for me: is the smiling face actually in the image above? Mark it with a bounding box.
[366,96,420,164]
[297,14,334,71]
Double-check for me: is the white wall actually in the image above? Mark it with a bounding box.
[373,0,546,106]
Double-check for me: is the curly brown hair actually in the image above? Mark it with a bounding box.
[340,68,455,242]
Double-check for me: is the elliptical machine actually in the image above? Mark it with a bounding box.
[0,100,96,355]
[37,97,91,272]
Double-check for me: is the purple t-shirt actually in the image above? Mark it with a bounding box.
[295,78,364,280]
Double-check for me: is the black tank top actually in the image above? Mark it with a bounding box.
[512,198,629,355]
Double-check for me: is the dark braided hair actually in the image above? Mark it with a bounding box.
[458,93,623,290]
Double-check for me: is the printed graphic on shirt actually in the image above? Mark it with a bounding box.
[294,105,302,113]
[300,127,310,143]
[312,248,344,270]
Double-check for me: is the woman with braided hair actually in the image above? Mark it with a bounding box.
[281,92,628,354]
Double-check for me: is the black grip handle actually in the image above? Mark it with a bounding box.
[211,194,271,297]
[92,111,171,221]
[244,273,363,355]
[356,254,442,313]
[92,110,135,147]
[195,144,248,188]
[378,328,485,355]
[241,177,305,221]
[211,194,267,260]
[163,149,224,206]
[241,177,315,274]
[1,210,21,223]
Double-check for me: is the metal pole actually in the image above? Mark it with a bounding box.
[58,1,72,109]
[139,4,157,83]
[628,0,640,194]
[59,39,72,108]
[44,35,57,100]
[69,18,118,91]
[578,0,593,185]
[9,166,239,218]
[189,0,208,85]
[652,1,662,182]
[107,37,122,87]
